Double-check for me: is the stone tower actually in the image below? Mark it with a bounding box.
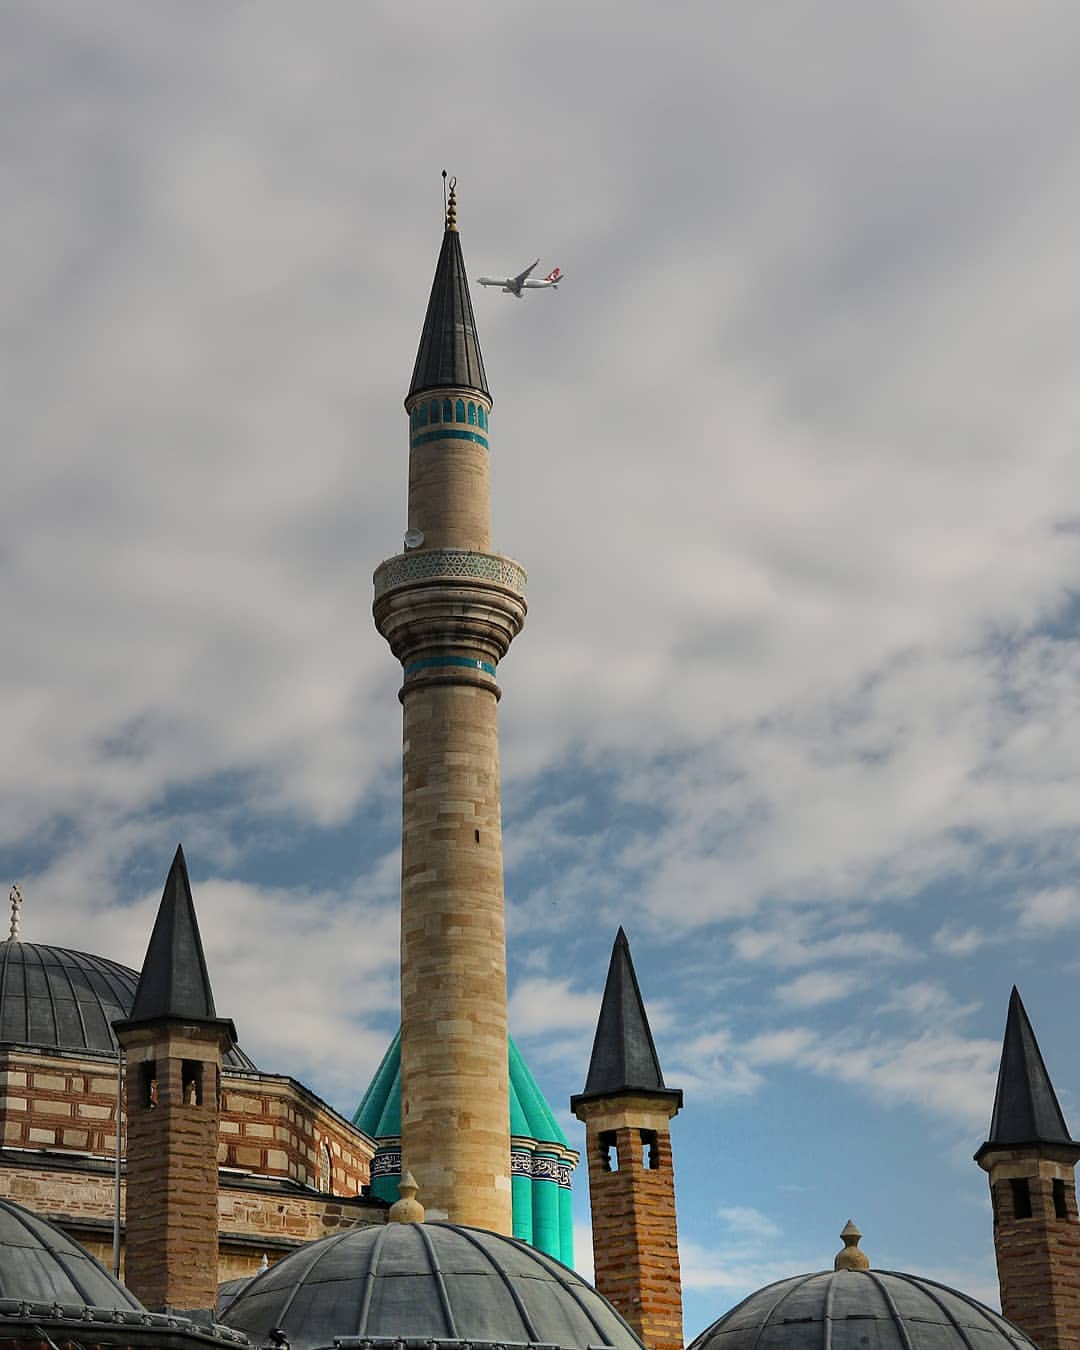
[975,986,1080,1350]
[114,845,236,1314]
[571,928,684,1350]
[373,184,525,1231]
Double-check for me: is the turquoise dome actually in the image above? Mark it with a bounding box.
[355,1029,576,1265]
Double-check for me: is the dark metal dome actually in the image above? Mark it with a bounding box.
[220,1222,644,1350]
[0,1195,143,1309]
[689,1269,1035,1350]
[0,940,255,1069]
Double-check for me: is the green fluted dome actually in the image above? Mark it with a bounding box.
[354,1029,576,1266]
[354,1031,566,1147]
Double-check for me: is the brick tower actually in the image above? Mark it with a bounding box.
[975,986,1080,1350]
[373,183,525,1231]
[571,929,683,1350]
[114,845,236,1314]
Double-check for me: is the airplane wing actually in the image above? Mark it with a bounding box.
[512,259,540,287]
[476,278,502,286]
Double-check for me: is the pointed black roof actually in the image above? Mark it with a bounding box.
[407,205,489,403]
[571,928,682,1110]
[975,986,1078,1161]
[116,845,235,1041]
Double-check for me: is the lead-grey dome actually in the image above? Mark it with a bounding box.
[220,1222,644,1350]
[0,1196,143,1310]
[0,941,255,1069]
[690,1269,1035,1350]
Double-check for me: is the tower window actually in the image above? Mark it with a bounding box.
[430,399,439,423]
[456,399,466,423]
[641,1129,658,1169]
[443,398,453,422]
[468,402,477,425]
[182,1060,203,1106]
[419,402,428,427]
[478,407,486,430]
[598,1130,619,1172]
[1054,1178,1068,1219]
[139,1061,157,1109]
[1010,1178,1032,1220]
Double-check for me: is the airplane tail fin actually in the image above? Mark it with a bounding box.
[544,267,562,283]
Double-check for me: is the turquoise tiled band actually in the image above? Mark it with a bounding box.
[409,429,489,450]
[404,655,497,678]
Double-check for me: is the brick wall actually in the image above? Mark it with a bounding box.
[987,1153,1080,1350]
[219,1078,369,1193]
[576,1099,683,1350]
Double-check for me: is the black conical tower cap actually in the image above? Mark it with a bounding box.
[571,928,682,1111]
[975,986,1078,1161]
[115,845,235,1041]
[407,190,489,403]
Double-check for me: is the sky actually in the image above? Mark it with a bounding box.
[4,0,1080,1337]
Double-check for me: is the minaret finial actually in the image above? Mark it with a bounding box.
[835,1219,870,1271]
[8,884,22,943]
[446,175,458,232]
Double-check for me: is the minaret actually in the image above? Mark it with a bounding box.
[114,845,236,1314]
[571,929,684,1350]
[975,987,1080,1350]
[373,182,525,1231]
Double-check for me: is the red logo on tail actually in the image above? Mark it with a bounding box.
[545,267,561,283]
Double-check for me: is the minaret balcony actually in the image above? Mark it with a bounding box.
[374,548,526,600]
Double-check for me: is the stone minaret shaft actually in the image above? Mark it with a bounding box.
[976,987,1080,1350]
[114,845,236,1314]
[374,186,524,1231]
[572,929,684,1350]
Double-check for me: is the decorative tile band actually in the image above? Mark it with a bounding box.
[410,428,489,450]
[373,548,526,598]
[404,656,496,679]
[370,1149,402,1179]
[510,1150,575,1188]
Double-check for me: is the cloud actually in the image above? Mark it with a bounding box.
[1016,887,1080,933]
[775,970,864,1008]
[716,1207,781,1241]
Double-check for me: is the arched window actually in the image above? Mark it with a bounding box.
[430,399,440,423]
[478,407,486,430]
[467,402,477,425]
[319,1142,332,1194]
[456,399,466,423]
[419,402,428,426]
[443,397,453,422]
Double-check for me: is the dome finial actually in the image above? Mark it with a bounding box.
[835,1219,870,1271]
[8,884,22,943]
[389,1170,426,1224]
[445,175,458,232]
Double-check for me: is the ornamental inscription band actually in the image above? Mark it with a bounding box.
[374,548,527,599]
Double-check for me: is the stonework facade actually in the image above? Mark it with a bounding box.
[0,1046,379,1287]
[575,1096,683,1350]
[981,1146,1080,1350]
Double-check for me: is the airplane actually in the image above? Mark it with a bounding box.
[477,259,564,297]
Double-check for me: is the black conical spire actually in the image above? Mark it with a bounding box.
[407,180,489,402]
[571,928,682,1108]
[121,845,233,1035]
[975,987,1076,1160]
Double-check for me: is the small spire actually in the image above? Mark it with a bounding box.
[388,1170,425,1224]
[121,845,235,1039]
[572,927,682,1108]
[446,175,458,232]
[975,986,1077,1161]
[834,1219,870,1271]
[8,884,22,943]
